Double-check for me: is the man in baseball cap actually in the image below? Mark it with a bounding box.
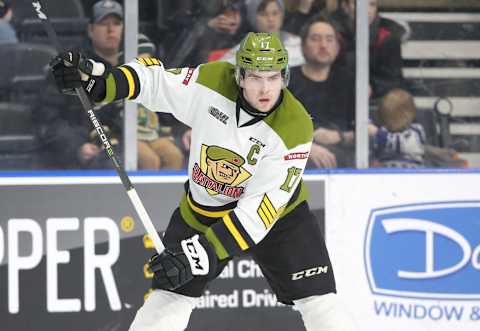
[88,0,123,65]
[91,0,123,24]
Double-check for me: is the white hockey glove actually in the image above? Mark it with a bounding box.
[50,51,107,100]
[148,235,217,290]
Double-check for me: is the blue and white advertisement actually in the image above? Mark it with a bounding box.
[326,173,480,331]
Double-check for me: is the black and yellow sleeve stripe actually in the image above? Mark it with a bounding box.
[209,211,255,258]
[257,194,279,229]
[136,57,161,66]
[101,65,141,103]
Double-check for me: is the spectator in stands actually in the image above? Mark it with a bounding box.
[220,0,304,67]
[171,0,248,66]
[35,0,125,169]
[374,89,427,168]
[331,0,406,98]
[289,14,376,168]
[283,0,331,35]
[86,0,123,66]
[135,34,184,170]
[0,0,18,45]
[207,1,243,35]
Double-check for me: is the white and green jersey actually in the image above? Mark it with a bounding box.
[103,59,313,259]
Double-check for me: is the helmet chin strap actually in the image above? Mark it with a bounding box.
[238,89,269,117]
[237,88,284,118]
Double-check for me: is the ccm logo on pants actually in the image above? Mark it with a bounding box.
[291,266,329,280]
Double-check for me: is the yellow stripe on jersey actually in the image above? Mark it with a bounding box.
[186,194,232,218]
[136,57,147,65]
[136,57,161,66]
[223,214,249,250]
[263,195,276,215]
[258,208,270,228]
[257,194,278,229]
[119,66,135,99]
[260,203,274,223]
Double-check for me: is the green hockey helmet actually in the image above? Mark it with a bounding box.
[235,32,290,87]
[236,32,288,71]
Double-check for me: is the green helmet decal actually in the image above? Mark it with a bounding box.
[236,32,288,71]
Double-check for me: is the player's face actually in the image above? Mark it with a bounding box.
[240,70,283,112]
[302,22,339,67]
[255,1,284,33]
[89,15,123,56]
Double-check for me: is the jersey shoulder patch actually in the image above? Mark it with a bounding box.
[264,89,313,150]
[196,61,238,102]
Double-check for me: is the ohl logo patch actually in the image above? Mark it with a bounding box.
[191,145,251,199]
[364,201,480,300]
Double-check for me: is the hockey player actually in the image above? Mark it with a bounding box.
[50,32,356,331]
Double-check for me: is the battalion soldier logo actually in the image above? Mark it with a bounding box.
[191,145,252,198]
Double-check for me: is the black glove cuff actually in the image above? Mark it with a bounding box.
[197,235,218,278]
[83,77,106,103]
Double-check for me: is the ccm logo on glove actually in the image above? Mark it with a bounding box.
[181,235,209,275]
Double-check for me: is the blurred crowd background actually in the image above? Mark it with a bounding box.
[1,0,479,171]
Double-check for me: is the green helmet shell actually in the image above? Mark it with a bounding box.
[236,32,288,71]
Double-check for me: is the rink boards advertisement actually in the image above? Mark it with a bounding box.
[2,171,479,331]
[0,173,326,331]
[326,172,480,331]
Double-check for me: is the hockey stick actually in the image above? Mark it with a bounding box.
[31,0,165,254]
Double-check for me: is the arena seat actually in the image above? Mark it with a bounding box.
[381,11,480,166]
[0,43,56,103]
[0,102,38,169]
[12,0,88,50]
